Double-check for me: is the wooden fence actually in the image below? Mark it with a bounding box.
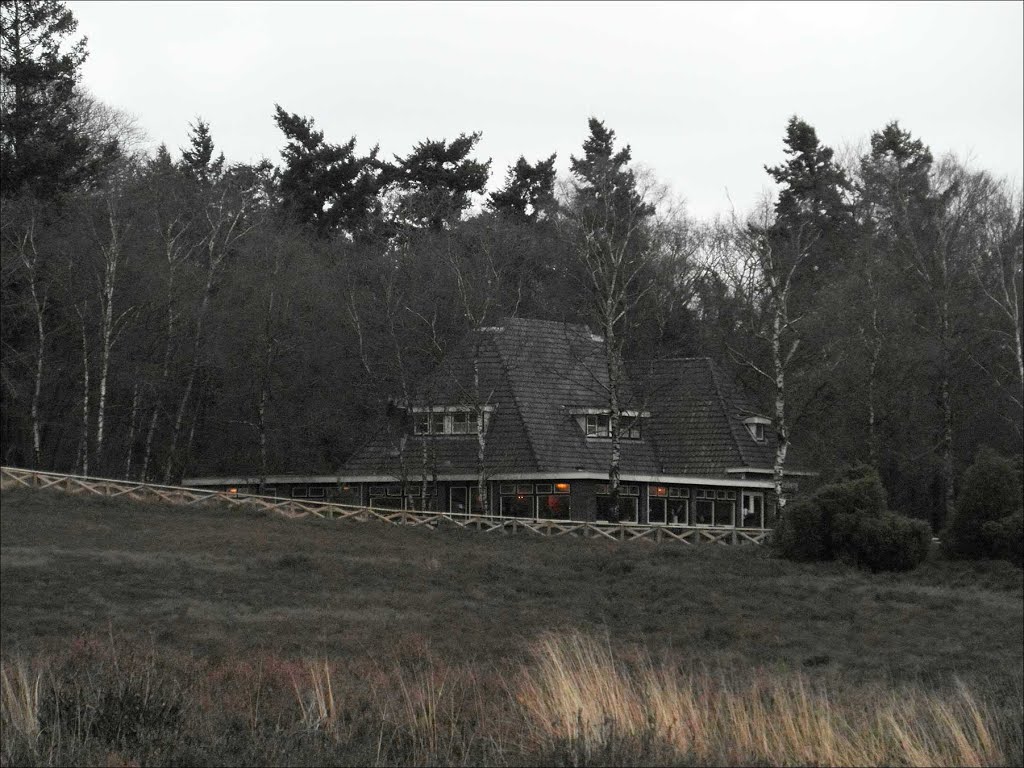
[0,466,769,545]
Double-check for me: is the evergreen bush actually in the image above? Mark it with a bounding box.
[832,512,932,572]
[942,448,1023,562]
[773,465,931,572]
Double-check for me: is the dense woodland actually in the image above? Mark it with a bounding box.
[2,0,1022,531]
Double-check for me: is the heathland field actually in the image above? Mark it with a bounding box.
[2,487,1022,766]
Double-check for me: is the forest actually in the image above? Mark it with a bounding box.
[2,0,1022,533]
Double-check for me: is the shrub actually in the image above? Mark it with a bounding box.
[982,512,1024,567]
[773,465,931,572]
[943,448,1023,561]
[770,499,828,561]
[815,464,888,519]
[832,512,932,572]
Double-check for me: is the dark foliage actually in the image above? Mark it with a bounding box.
[943,448,1024,562]
[773,466,930,572]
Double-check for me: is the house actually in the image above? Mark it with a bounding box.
[183,318,813,529]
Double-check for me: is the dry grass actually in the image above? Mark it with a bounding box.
[515,631,1019,767]
[0,661,41,744]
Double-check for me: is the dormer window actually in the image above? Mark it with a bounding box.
[583,413,642,440]
[743,416,771,443]
[412,406,493,435]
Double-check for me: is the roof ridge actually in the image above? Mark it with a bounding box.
[708,358,751,467]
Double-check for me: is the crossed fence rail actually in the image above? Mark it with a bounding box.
[0,465,769,545]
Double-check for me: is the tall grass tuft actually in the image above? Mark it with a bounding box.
[292,659,337,731]
[1,659,42,742]
[515,630,1018,766]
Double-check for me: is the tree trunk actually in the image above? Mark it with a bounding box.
[939,294,955,531]
[606,317,622,523]
[123,381,140,479]
[76,310,90,476]
[772,307,789,512]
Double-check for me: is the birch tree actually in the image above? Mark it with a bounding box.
[561,118,656,523]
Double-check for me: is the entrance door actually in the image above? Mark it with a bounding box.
[741,492,764,528]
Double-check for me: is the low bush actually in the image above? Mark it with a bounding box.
[770,499,829,561]
[943,448,1023,563]
[983,511,1024,567]
[832,512,932,573]
[773,466,930,572]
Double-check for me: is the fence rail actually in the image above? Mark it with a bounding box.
[0,466,769,545]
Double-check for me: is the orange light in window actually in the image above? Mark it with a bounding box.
[652,486,667,497]
[228,487,238,495]
[516,495,526,500]
[555,482,570,493]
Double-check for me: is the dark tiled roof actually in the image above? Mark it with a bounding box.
[343,318,799,479]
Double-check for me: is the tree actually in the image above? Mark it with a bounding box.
[561,117,656,522]
[969,181,1023,438]
[179,118,224,187]
[384,132,490,231]
[717,195,817,512]
[860,123,993,529]
[273,105,382,240]
[0,0,118,199]
[487,154,557,223]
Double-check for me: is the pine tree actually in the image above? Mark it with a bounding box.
[487,153,557,223]
[178,118,225,186]
[0,0,117,199]
[273,105,381,240]
[386,132,490,230]
[764,116,853,255]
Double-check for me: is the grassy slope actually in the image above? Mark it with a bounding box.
[2,486,1021,685]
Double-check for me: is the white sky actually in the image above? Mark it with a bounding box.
[68,0,1023,219]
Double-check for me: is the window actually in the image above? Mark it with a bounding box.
[535,483,554,494]
[743,416,770,443]
[694,499,714,525]
[714,498,735,527]
[651,496,688,525]
[500,494,534,518]
[585,414,640,439]
[292,487,308,498]
[540,494,571,520]
[586,414,610,437]
[413,408,488,435]
[308,487,325,498]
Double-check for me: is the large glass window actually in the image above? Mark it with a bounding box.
[500,494,534,518]
[714,499,735,527]
[694,499,714,525]
[540,494,571,520]
[596,493,639,523]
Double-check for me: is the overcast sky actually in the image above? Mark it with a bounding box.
[68,0,1023,219]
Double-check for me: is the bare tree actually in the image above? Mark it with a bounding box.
[715,195,818,510]
[970,179,1023,436]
